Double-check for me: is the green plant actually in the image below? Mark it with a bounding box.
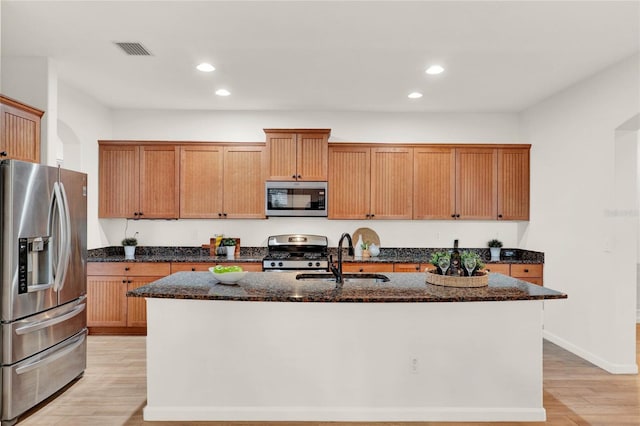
[222,238,236,246]
[487,239,503,248]
[429,251,450,267]
[121,237,137,246]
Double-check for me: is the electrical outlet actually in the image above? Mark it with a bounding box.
[410,357,419,374]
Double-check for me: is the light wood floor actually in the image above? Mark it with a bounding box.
[18,328,640,426]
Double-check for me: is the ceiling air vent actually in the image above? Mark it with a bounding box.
[114,42,152,56]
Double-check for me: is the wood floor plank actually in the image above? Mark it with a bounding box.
[16,329,640,425]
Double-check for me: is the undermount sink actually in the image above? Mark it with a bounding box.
[295,273,390,283]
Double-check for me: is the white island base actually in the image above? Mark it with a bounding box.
[143,298,545,422]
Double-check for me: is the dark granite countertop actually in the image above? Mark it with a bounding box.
[127,271,565,303]
[89,246,544,265]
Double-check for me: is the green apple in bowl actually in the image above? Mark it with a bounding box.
[208,265,247,285]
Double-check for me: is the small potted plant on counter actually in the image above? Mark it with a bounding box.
[122,233,138,260]
[361,241,370,258]
[487,239,503,261]
[222,238,236,259]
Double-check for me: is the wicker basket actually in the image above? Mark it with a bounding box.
[425,268,489,288]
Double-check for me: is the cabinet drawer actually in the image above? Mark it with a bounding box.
[510,264,543,278]
[393,263,422,272]
[342,263,394,273]
[171,263,212,273]
[482,263,511,275]
[87,262,171,276]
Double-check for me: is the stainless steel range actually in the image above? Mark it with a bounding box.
[262,234,329,271]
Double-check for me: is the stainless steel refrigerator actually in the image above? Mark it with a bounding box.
[0,160,87,425]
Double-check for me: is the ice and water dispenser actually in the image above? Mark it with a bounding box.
[18,236,52,294]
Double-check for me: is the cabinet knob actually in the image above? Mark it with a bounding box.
[486,269,491,272]
[370,214,375,218]
[218,213,222,217]
[297,175,302,179]
[122,279,126,283]
[128,280,132,284]
[415,266,420,271]
[456,214,460,218]
[292,175,296,179]
[524,269,529,273]
[133,212,139,217]
[451,214,456,218]
[124,267,130,271]
[359,268,364,272]
[498,214,503,218]
[223,213,227,217]
[139,212,143,216]
[191,267,196,271]
[0,151,7,157]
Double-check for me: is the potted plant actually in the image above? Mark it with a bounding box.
[361,241,370,258]
[222,238,236,259]
[487,239,503,261]
[122,233,138,260]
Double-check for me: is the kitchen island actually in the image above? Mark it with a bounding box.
[128,271,566,422]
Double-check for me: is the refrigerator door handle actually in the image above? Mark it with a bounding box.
[15,332,86,375]
[49,182,71,292]
[15,299,86,335]
[55,182,72,292]
[27,282,55,293]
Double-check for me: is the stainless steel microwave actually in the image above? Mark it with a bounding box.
[265,181,327,217]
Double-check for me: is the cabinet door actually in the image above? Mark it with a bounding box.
[180,145,224,218]
[266,132,297,181]
[127,276,162,327]
[370,147,413,220]
[223,146,266,218]
[87,276,128,327]
[0,102,42,163]
[296,132,328,181]
[328,146,370,219]
[413,147,456,219]
[98,145,139,218]
[139,145,180,219]
[455,148,497,220]
[497,148,529,221]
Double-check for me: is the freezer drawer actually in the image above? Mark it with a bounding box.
[1,329,86,422]
[2,296,86,364]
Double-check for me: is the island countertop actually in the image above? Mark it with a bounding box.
[127,271,566,303]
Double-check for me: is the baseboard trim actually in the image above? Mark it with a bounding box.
[143,406,546,422]
[543,330,638,374]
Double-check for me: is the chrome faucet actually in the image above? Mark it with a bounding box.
[329,232,354,287]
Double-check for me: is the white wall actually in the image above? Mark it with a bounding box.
[521,54,640,373]
[57,82,113,248]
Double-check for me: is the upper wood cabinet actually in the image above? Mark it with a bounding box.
[455,147,497,220]
[179,144,265,219]
[265,129,330,181]
[414,146,527,221]
[329,145,413,220]
[0,95,44,163]
[497,148,529,221]
[98,142,179,219]
[413,147,456,219]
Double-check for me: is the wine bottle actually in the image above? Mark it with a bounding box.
[449,239,462,276]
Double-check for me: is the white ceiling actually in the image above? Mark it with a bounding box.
[2,0,638,113]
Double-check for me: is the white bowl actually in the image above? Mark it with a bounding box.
[208,267,247,285]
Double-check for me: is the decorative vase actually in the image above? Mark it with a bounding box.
[490,247,501,261]
[368,243,380,257]
[226,246,235,259]
[354,235,363,257]
[124,245,136,260]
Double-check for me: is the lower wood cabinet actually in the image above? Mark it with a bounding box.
[342,262,394,273]
[483,263,543,286]
[393,263,422,272]
[87,262,171,334]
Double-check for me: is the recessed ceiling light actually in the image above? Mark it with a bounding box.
[196,63,215,72]
[425,65,444,75]
[215,89,231,97]
[408,92,423,99]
